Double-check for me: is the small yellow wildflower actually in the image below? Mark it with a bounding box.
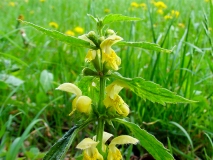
[100,34,123,71]
[209,27,212,32]
[18,15,24,21]
[9,2,16,7]
[140,3,147,9]
[25,0,28,3]
[104,82,129,116]
[164,15,172,20]
[153,1,167,9]
[171,10,180,18]
[178,23,185,28]
[104,8,110,13]
[76,138,103,160]
[56,83,92,115]
[40,0,45,2]
[65,30,75,36]
[205,0,209,2]
[49,22,59,29]
[74,26,84,34]
[107,135,139,160]
[157,9,164,15]
[131,2,139,8]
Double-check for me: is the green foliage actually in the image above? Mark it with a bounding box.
[43,118,95,160]
[115,118,174,160]
[117,41,172,53]
[102,14,142,25]
[22,21,95,49]
[43,125,79,160]
[112,72,194,105]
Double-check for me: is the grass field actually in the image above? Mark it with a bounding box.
[0,0,213,159]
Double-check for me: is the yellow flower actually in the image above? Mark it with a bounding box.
[164,15,172,20]
[103,82,129,116]
[49,22,59,29]
[65,30,75,36]
[140,3,147,9]
[76,138,103,160]
[93,132,113,152]
[209,27,212,32]
[107,135,139,160]
[18,15,24,21]
[74,26,84,34]
[178,23,185,28]
[40,0,45,2]
[171,10,180,18]
[157,9,164,15]
[85,49,99,62]
[100,34,123,71]
[56,83,92,115]
[131,2,139,8]
[104,8,110,13]
[9,2,16,7]
[153,1,167,9]
[205,0,209,2]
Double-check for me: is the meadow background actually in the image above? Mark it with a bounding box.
[0,0,213,159]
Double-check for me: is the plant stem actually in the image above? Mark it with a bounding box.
[96,76,105,152]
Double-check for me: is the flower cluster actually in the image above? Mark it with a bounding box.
[152,1,167,15]
[130,2,147,10]
[164,10,180,20]
[76,132,138,160]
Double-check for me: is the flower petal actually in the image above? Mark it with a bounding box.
[106,83,123,99]
[56,83,82,96]
[76,138,99,150]
[109,135,139,146]
[76,96,92,114]
[100,35,123,54]
[85,49,98,62]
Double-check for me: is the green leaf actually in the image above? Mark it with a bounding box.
[22,21,96,49]
[112,72,195,105]
[87,14,98,23]
[40,70,53,92]
[114,118,174,160]
[102,14,141,25]
[43,119,94,160]
[43,125,79,160]
[117,41,172,53]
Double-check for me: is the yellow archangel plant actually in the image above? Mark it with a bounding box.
[25,14,194,160]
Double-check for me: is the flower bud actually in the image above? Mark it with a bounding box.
[87,31,100,47]
[76,96,92,114]
[105,29,116,37]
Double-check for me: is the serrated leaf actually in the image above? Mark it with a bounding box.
[23,21,96,49]
[43,119,94,160]
[43,125,78,160]
[102,14,141,25]
[114,118,174,160]
[117,41,172,53]
[112,72,195,105]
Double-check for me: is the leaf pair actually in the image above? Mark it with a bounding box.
[22,14,172,53]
